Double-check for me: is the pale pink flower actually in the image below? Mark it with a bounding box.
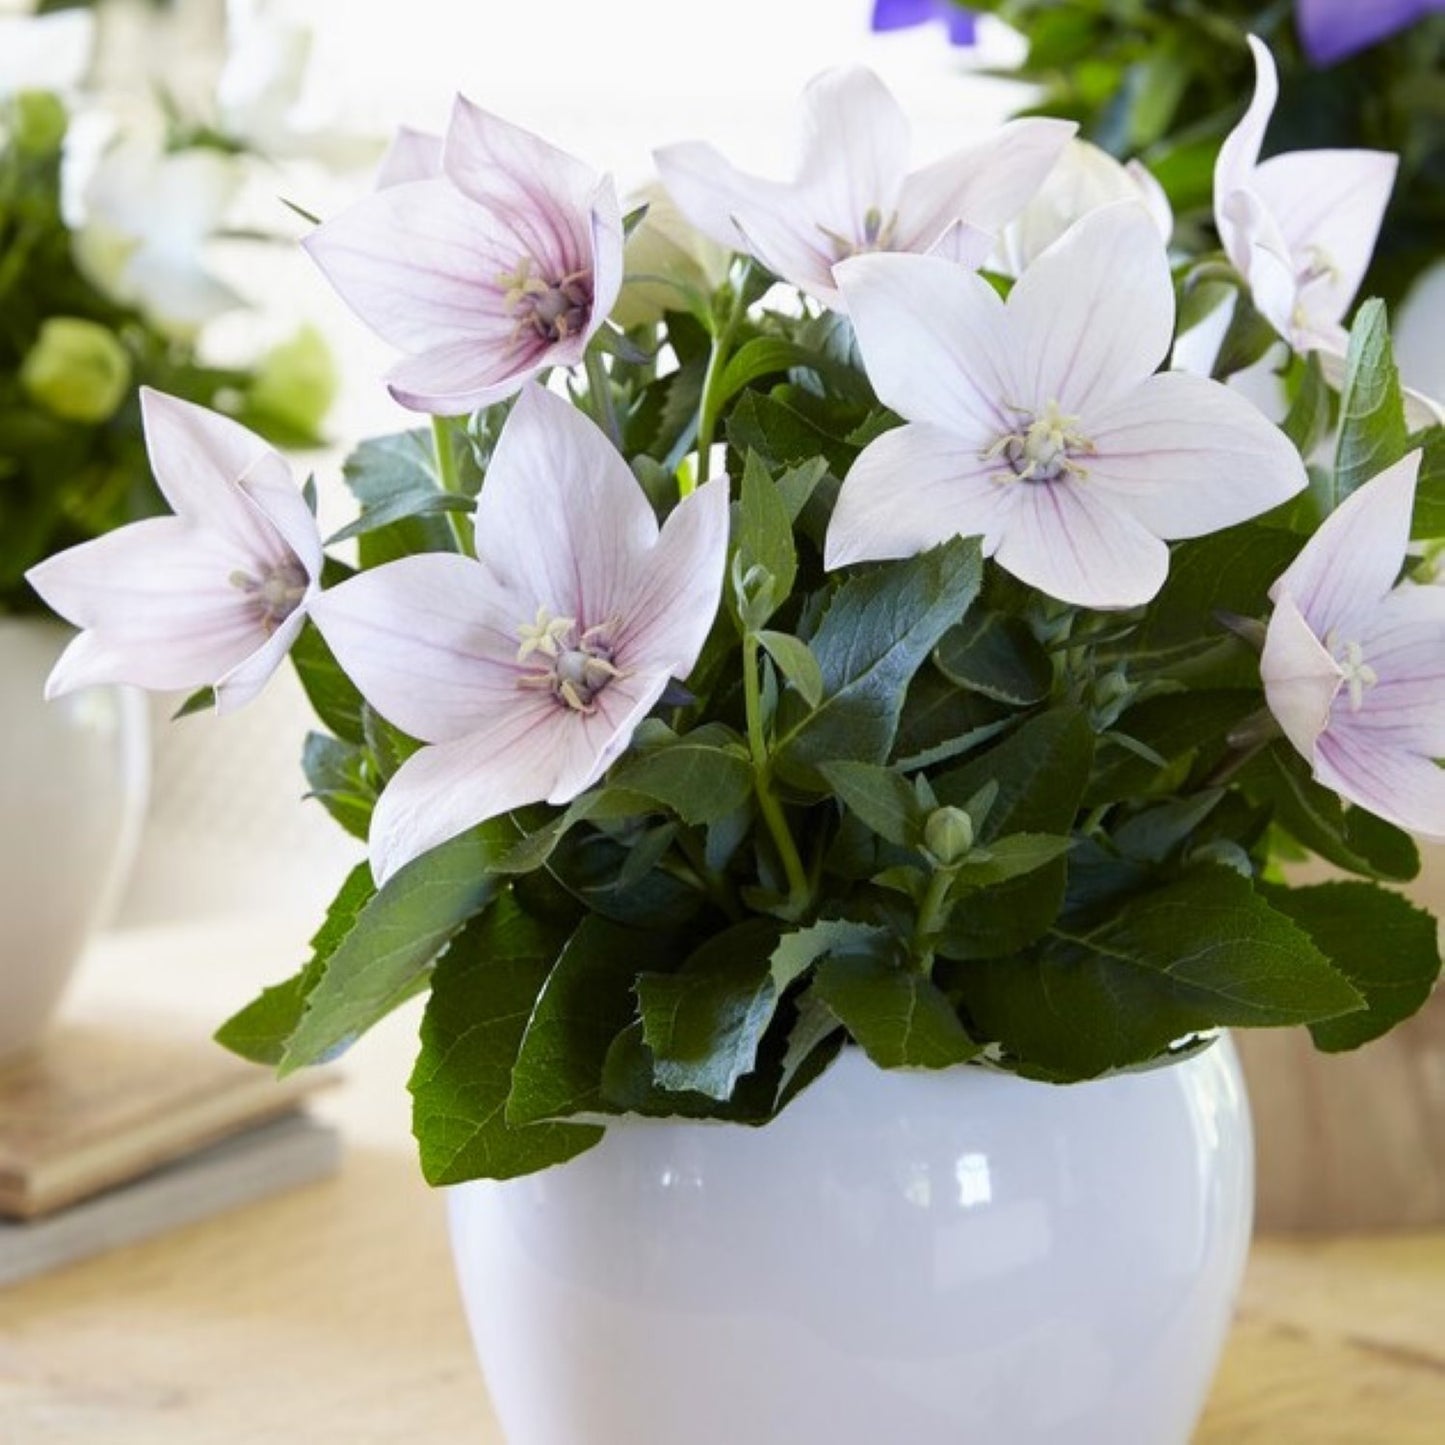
[304,98,623,416]
[374,125,442,189]
[1262,451,1445,840]
[1215,36,1397,356]
[654,66,1074,309]
[826,204,1307,609]
[26,390,321,713]
[309,386,730,884]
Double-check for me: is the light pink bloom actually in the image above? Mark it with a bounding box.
[826,204,1307,609]
[26,390,321,713]
[1262,451,1445,840]
[374,125,442,189]
[654,66,1074,309]
[1215,36,1397,356]
[304,98,623,416]
[310,387,730,884]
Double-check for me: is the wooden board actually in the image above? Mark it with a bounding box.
[0,1020,333,1218]
[0,1145,1441,1443]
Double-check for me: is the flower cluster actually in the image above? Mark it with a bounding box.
[29,46,1445,1180]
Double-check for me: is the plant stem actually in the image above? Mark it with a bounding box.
[742,631,811,920]
[692,261,753,493]
[583,347,623,449]
[912,867,954,970]
[431,415,474,555]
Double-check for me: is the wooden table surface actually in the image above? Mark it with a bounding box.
[1,1141,1443,1444]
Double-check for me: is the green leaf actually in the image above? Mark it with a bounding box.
[326,489,472,545]
[342,430,461,563]
[279,821,520,1072]
[290,620,367,746]
[1410,428,1445,539]
[215,863,375,1065]
[1211,289,1280,380]
[1262,882,1442,1052]
[817,760,923,848]
[171,686,216,720]
[1333,299,1410,507]
[636,920,784,1100]
[773,538,985,789]
[492,788,657,875]
[964,867,1364,1081]
[300,732,373,840]
[1281,352,1334,456]
[715,337,865,413]
[813,953,980,1069]
[934,611,1052,706]
[608,728,755,825]
[507,915,678,1125]
[732,450,797,627]
[725,390,856,476]
[757,630,824,708]
[952,833,1073,888]
[1241,745,1420,882]
[775,990,845,1106]
[409,898,601,1184]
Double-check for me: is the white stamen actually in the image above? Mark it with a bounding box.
[984,400,1096,484]
[515,608,623,714]
[1327,634,1378,712]
[497,256,593,344]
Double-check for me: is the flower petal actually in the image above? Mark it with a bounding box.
[1270,450,1420,638]
[993,481,1170,609]
[825,421,1014,569]
[1313,728,1445,843]
[215,608,307,715]
[1214,35,1278,269]
[368,700,569,884]
[1007,203,1175,414]
[376,126,442,188]
[833,252,1013,436]
[1261,590,1344,761]
[308,553,525,745]
[547,670,673,804]
[1350,584,1445,756]
[586,179,626,337]
[385,336,551,416]
[652,140,774,254]
[1085,370,1306,538]
[895,118,1075,253]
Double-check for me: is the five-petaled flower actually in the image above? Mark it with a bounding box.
[1262,451,1445,840]
[1214,36,1397,358]
[309,386,730,884]
[26,389,322,713]
[304,98,623,416]
[654,65,1073,310]
[825,204,1307,609]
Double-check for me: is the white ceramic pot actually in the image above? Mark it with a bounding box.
[449,1036,1253,1445]
[0,619,149,1060]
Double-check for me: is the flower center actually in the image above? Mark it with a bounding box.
[1326,633,1378,712]
[497,257,593,344]
[983,400,1096,484]
[230,559,309,634]
[820,205,899,261]
[515,607,622,714]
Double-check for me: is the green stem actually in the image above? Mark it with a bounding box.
[742,632,811,919]
[675,828,742,921]
[431,415,473,555]
[912,867,955,970]
[583,348,623,449]
[691,261,753,494]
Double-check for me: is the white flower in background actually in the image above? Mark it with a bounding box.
[26,390,322,714]
[654,65,1074,309]
[1262,451,1445,840]
[826,204,1307,610]
[73,134,244,339]
[995,138,1172,277]
[305,97,623,416]
[310,386,730,884]
[0,9,91,97]
[1215,35,1396,357]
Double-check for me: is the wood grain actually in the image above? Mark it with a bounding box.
[1,1145,1441,1443]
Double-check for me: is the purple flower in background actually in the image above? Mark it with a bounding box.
[1296,0,1445,66]
[872,0,977,45]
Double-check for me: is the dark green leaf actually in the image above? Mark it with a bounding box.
[1333,299,1410,507]
[934,611,1052,706]
[290,620,367,745]
[732,450,797,627]
[817,760,923,848]
[608,729,754,825]
[757,630,824,708]
[300,731,373,840]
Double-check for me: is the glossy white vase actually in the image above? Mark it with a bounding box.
[449,1037,1253,1445]
[0,619,149,1060]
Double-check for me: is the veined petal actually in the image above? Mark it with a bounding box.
[385,336,550,416]
[1350,584,1445,756]
[1007,203,1175,414]
[925,219,995,269]
[1222,188,1305,342]
[994,481,1170,609]
[1271,451,1420,638]
[1086,370,1306,538]
[825,422,1014,569]
[473,386,660,628]
[376,125,442,188]
[586,179,626,337]
[616,476,730,678]
[653,140,771,254]
[235,453,323,580]
[1261,590,1344,761]
[547,670,673,804]
[215,608,307,715]
[1313,728,1445,843]
[308,553,525,746]
[894,118,1075,252]
[1215,36,1278,255]
[834,252,1013,435]
[368,699,570,884]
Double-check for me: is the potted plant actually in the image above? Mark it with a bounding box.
[28,45,1445,1442]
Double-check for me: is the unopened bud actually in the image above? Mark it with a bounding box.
[20,318,130,424]
[11,90,67,156]
[924,806,974,866]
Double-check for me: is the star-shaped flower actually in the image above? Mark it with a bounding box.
[825,204,1307,609]
[310,386,730,883]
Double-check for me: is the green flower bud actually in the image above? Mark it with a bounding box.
[10,90,67,157]
[924,806,975,867]
[20,318,131,424]
[246,325,337,440]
